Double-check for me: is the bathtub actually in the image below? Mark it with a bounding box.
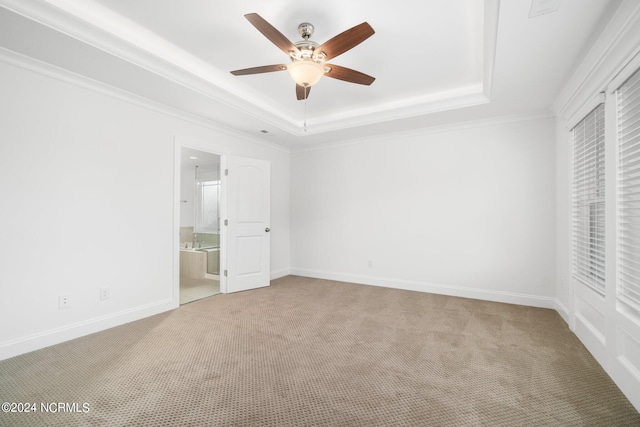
[180,244,220,278]
[180,242,218,250]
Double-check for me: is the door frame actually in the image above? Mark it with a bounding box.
[173,136,227,306]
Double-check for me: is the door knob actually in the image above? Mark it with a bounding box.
[265,227,270,232]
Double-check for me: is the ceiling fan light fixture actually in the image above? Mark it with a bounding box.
[287,60,324,87]
[230,14,375,99]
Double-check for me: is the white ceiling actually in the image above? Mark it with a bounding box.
[0,0,617,148]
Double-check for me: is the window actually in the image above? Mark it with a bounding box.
[572,103,606,294]
[616,66,640,312]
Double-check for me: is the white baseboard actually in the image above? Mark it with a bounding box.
[271,268,290,280]
[290,268,557,309]
[0,268,557,361]
[611,346,640,412]
[0,299,176,361]
[1,268,290,361]
[555,299,571,326]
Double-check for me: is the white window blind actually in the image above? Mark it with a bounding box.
[572,103,606,294]
[617,66,640,312]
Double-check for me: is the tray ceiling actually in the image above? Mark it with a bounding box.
[0,0,615,147]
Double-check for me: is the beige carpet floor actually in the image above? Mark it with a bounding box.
[0,276,638,426]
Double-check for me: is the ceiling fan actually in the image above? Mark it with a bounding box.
[230,13,375,100]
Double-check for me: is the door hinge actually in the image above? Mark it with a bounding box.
[224,219,228,226]
[224,270,228,277]
[224,169,228,176]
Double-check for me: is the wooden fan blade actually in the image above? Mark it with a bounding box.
[325,64,375,85]
[316,22,374,61]
[231,64,287,76]
[244,13,299,56]
[296,85,311,100]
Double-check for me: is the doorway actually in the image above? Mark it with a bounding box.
[174,137,272,301]
[178,147,221,304]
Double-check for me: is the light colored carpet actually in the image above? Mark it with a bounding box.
[0,276,638,426]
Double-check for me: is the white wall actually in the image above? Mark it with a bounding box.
[0,56,290,360]
[291,116,556,307]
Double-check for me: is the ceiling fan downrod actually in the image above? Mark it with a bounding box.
[298,22,314,40]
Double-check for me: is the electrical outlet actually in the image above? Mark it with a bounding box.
[100,287,110,301]
[59,294,71,309]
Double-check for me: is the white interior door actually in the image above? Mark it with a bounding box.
[224,155,271,293]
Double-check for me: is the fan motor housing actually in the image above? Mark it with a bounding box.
[292,22,327,62]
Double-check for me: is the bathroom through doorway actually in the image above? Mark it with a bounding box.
[178,147,221,304]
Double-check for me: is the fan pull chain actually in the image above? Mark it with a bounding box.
[304,85,308,133]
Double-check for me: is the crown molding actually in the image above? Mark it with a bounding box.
[0,46,291,154]
[299,84,489,136]
[292,111,554,153]
[552,0,640,120]
[295,0,499,137]
[0,0,298,133]
[0,0,498,139]
[482,0,500,99]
